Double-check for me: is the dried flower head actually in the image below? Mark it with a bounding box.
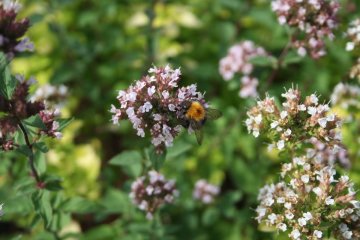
[111,65,215,153]
[193,179,220,204]
[245,87,342,152]
[256,155,360,239]
[271,0,339,58]
[129,170,178,219]
[219,41,267,98]
[0,0,33,58]
[345,19,360,51]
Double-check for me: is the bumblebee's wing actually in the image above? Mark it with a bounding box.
[206,108,222,120]
[194,129,203,145]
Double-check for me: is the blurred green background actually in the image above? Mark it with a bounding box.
[0,0,359,239]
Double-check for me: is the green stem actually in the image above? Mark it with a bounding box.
[146,0,157,67]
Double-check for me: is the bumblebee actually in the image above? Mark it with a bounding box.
[178,100,222,145]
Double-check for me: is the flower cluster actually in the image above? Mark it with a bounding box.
[0,0,34,59]
[331,82,360,112]
[256,155,360,240]
[193,179,220,204]
[307,137,350,169]
[111,65,209,153]
[219,41,267,98]
[271,0,339,58]
[129,171,178,219]
[245,88,342,151]
[30,84,68,109]
[345,19,360,51]
[0,203,3,217]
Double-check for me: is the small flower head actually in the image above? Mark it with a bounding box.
[271,0,339,58]
[129,171,178,219]
[245,87,342,153]
[256,154,360,239]
[193,179,220,204]
[219,41,267,99]
[111,65,215,153]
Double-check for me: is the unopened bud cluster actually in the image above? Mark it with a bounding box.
[271,0,339,58]
[129,171,178,220]
[111,65,209,153]
[256,155,360,240]
[0,76,64,151]
[245,88,342,151]
[193,179,220,204]
[219,41,267,98]
[0,0,34,59]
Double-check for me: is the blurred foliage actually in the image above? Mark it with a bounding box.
[0,0,359,239]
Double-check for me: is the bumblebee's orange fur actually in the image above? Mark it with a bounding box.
[185,101,206,122]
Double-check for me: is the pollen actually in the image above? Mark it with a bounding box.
[186,101,206,122]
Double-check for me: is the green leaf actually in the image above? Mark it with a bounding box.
[34,142,49,153]
[167,142,192,158]
[32,190,53,228]
[23,114,47,130]
[281,51,303,67]
[57,118,74,131]
[249,55,277,68]
[145,147,166,171]
[16,145,32,157]
[109,150,142,177]
[60,197,102,214]
[43,176,63,192]
[0,52,16,100]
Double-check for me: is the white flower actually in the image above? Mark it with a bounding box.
[280,111,288,119]
[147,86,156,96]
[307,106,317,116]
[285,212,294,220]
[277,140,285,150]
[284,129,292,136]
[346,42,355,51]
[343,231,353,239]
[310,94,319,105]
[313,230,322,238]
[268,213,277,224]
[254,114,262,124]
[271,121,279,129]
[312,187,322,196]
[298,104,306,111]
[298,217,307,226]
[162,90,169,99]
[318,118,327,128]
[303,212,312,221]
[284,202,292,209]
[290,229,301,239]
[277,223,287,232]
[325,196,335,205]
[301,175,310,183]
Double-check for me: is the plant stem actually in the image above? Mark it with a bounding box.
[146,0,157,67]
[17,120,41,184]
[264,41,292,91]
